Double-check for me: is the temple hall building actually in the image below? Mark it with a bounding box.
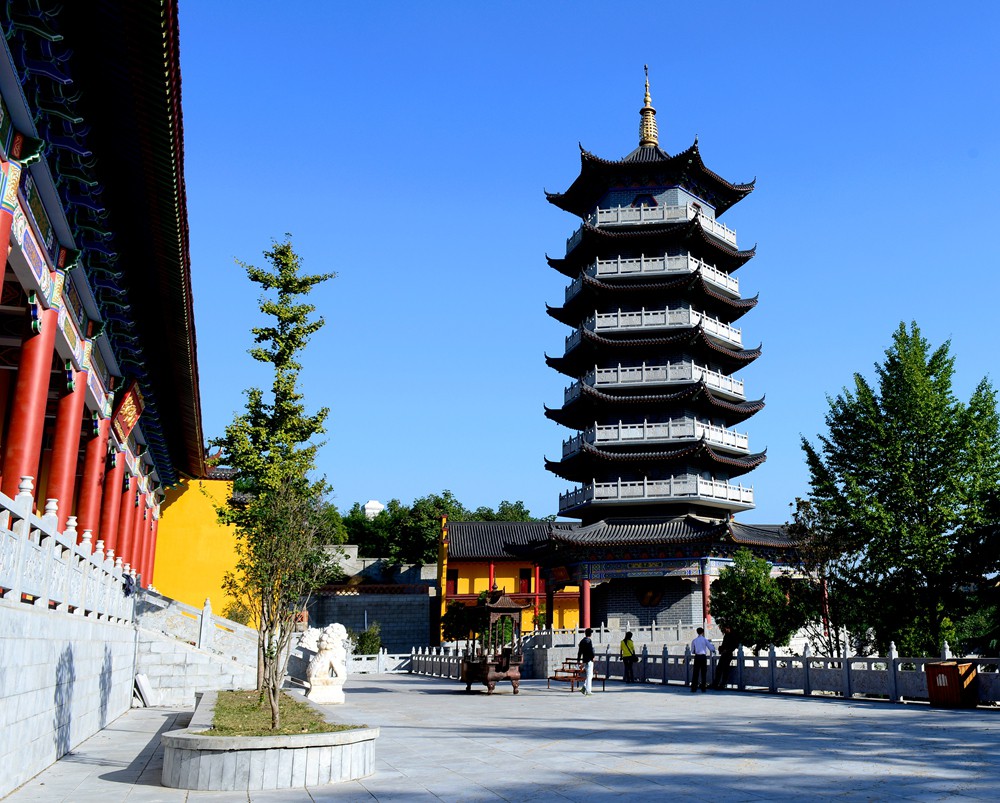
[0,2,206,591]
[438,72,796,637]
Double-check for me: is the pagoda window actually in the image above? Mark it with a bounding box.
[519,568,532,594]
[631,193,658,208]
[446,569,458,597]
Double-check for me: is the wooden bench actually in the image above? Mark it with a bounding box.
[547,660,606,692]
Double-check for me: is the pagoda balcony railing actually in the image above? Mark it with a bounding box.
[564,361,745,404]
[559,476,755,513]
[566,306,742,349]
[562,417,749,458]
[564,254,739,302]
[566,204,737,252]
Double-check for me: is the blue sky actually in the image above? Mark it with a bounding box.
[178,2,1000,524]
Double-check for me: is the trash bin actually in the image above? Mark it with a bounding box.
[925,661,978,708]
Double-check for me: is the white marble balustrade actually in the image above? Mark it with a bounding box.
[564,254,740,302]
[567,204,737,251]
[0,477,135,622]
[562,418,749,457]
[564,361,745,404]
[559,476,754,512]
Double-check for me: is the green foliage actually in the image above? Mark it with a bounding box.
[800,322,1000,656]
[212,237,337,729]
[351,622,382,655]
[710,548,810,652]
[344,492,548,564]
[441,600,482,643]
[221,600,253,626]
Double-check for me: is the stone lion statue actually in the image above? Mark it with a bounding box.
[306,623,349,704]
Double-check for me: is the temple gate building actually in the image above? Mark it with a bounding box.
[438,72,796,637]
[0,2,204,590]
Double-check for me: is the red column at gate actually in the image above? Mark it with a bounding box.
[98,452,126,555]
[48,369,89,530]
[701,570,712,623]
[134,497,150,580]
[488,561,495,590]
[116,474,137,568]
[580,578,591,630]
[146,516,159,586]
[0,306,58,499]
[131,493,147,580]
[76,417,111,541]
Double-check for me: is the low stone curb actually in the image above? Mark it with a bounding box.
[160,690,379,790]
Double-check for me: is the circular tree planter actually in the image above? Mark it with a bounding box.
[161,691,379,791]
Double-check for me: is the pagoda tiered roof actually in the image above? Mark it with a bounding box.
[545,329,761,377]
[553,274,758,323]
[554,219,755,274]
[446,517,797,562]
[544,381,766,429]
[546,141,755,219]
[545,440,767,482]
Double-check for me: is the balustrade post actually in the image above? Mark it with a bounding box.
[198,598,213,650]
[769,645,777,693]
[888,642,899,703]
[803,643,811,696]
[941,640,951,659]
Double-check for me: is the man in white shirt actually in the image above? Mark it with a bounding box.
[690,627,716,692]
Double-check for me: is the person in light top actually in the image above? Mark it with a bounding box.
[690,627,716,693]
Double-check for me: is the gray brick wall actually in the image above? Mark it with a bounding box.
[308,594,432,653]
[591,578,702,630]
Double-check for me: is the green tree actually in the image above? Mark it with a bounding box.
[709,548,809,652]
[213,237,338,729]
[801,322,1000,656]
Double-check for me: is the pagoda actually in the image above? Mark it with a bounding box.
[544,69,765,524]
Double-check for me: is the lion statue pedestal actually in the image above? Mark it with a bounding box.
[305,623,349,704]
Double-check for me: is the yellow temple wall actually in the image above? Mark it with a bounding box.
[153,479,237,612]
[443,558,580,632]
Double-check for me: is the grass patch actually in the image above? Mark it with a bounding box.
[200,690,363,737]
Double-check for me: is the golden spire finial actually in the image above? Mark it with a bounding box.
[639,64,659,148]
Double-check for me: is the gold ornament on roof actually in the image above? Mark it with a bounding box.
[639,64,659,148]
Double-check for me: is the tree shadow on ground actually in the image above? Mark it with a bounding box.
[53,644,75,758]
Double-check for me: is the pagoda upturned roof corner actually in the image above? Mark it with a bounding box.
[546,140,755,219]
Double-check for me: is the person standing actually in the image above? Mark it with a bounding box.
[620,631,637,683]
[577,627,595,695]
[690,626,716,692]
[712,624,739,689]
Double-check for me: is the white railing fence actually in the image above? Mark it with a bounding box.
[407,639,999,705]
[0,478,135,623]
[347,650,412,674]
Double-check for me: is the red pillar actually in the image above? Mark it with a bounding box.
[581,578,591,630]
[146,517,159,586]
[1,306,58,499]
[130,492,146,577]
[76,417,110,540]
[116,474,137,567]
[702,571,712,623]
[533,564,540,625]
[47,369,88,529]
[98,452,125,554]
[488,561,495,590]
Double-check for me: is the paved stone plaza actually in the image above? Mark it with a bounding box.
[4,674,998,802]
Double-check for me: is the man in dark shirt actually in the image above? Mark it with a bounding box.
[577,628,595,695]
